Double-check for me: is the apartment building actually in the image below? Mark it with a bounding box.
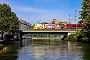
[19,19,31,30]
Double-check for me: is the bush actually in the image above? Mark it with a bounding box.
[64,34,76,41]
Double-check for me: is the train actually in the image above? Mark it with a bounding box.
[67,24,83,29]
[33,23,83,30]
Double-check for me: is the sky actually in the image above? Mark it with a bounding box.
[0,0,83,24]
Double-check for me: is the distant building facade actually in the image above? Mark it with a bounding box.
[51,19,67,25]
[19,19,31,30]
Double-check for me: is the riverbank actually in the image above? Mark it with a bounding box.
[0,39,20,50]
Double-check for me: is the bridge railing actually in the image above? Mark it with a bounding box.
[25,28,81,31]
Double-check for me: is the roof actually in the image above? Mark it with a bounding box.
[19,19,31,26]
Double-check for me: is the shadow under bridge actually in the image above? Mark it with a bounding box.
[22,32,68,40]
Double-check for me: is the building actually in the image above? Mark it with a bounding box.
[51,19,67,25]
[19,19,31,30]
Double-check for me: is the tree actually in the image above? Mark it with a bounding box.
[51,20,55,24]
[41,22,48,24]
[78,0,90,41]
[0,3,19,34]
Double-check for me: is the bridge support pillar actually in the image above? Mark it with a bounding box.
[15,30,23,40]
[68,32,75,36]
[68,32,72,36]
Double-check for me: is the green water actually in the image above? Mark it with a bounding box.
[0,39,90,60]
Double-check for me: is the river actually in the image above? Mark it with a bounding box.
[0,39,90,60]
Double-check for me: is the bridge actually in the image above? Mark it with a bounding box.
[21,30,76,39]
[23,30,76,36]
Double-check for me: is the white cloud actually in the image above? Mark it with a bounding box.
[11,5,47,13]
[10,5,71,24]
[0,0,80,24]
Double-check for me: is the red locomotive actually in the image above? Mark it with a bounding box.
[67,24,83,29]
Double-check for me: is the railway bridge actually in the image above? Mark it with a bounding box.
[21,30,76,39]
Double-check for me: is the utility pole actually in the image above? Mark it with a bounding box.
[69,14,71,24]
[75,10,77,42]
[75,10,77,31]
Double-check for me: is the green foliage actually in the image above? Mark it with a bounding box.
[0,3,19,34]
[64,34,76,41]
[78,0,90,41]
[51,20,55,24]
[78,20,83,23]
[41,22,48,24]
[59,0,90,42]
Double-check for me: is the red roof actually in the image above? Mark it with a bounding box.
[19,19,29,25]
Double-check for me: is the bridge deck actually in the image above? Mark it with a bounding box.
[23,30,76,33]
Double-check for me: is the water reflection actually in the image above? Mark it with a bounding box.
[0,42,20,60]
[0,39,90,60]
[17,39,83,60]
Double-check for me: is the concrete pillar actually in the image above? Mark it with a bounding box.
[68,32,72,36]
[68,32,75,36]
